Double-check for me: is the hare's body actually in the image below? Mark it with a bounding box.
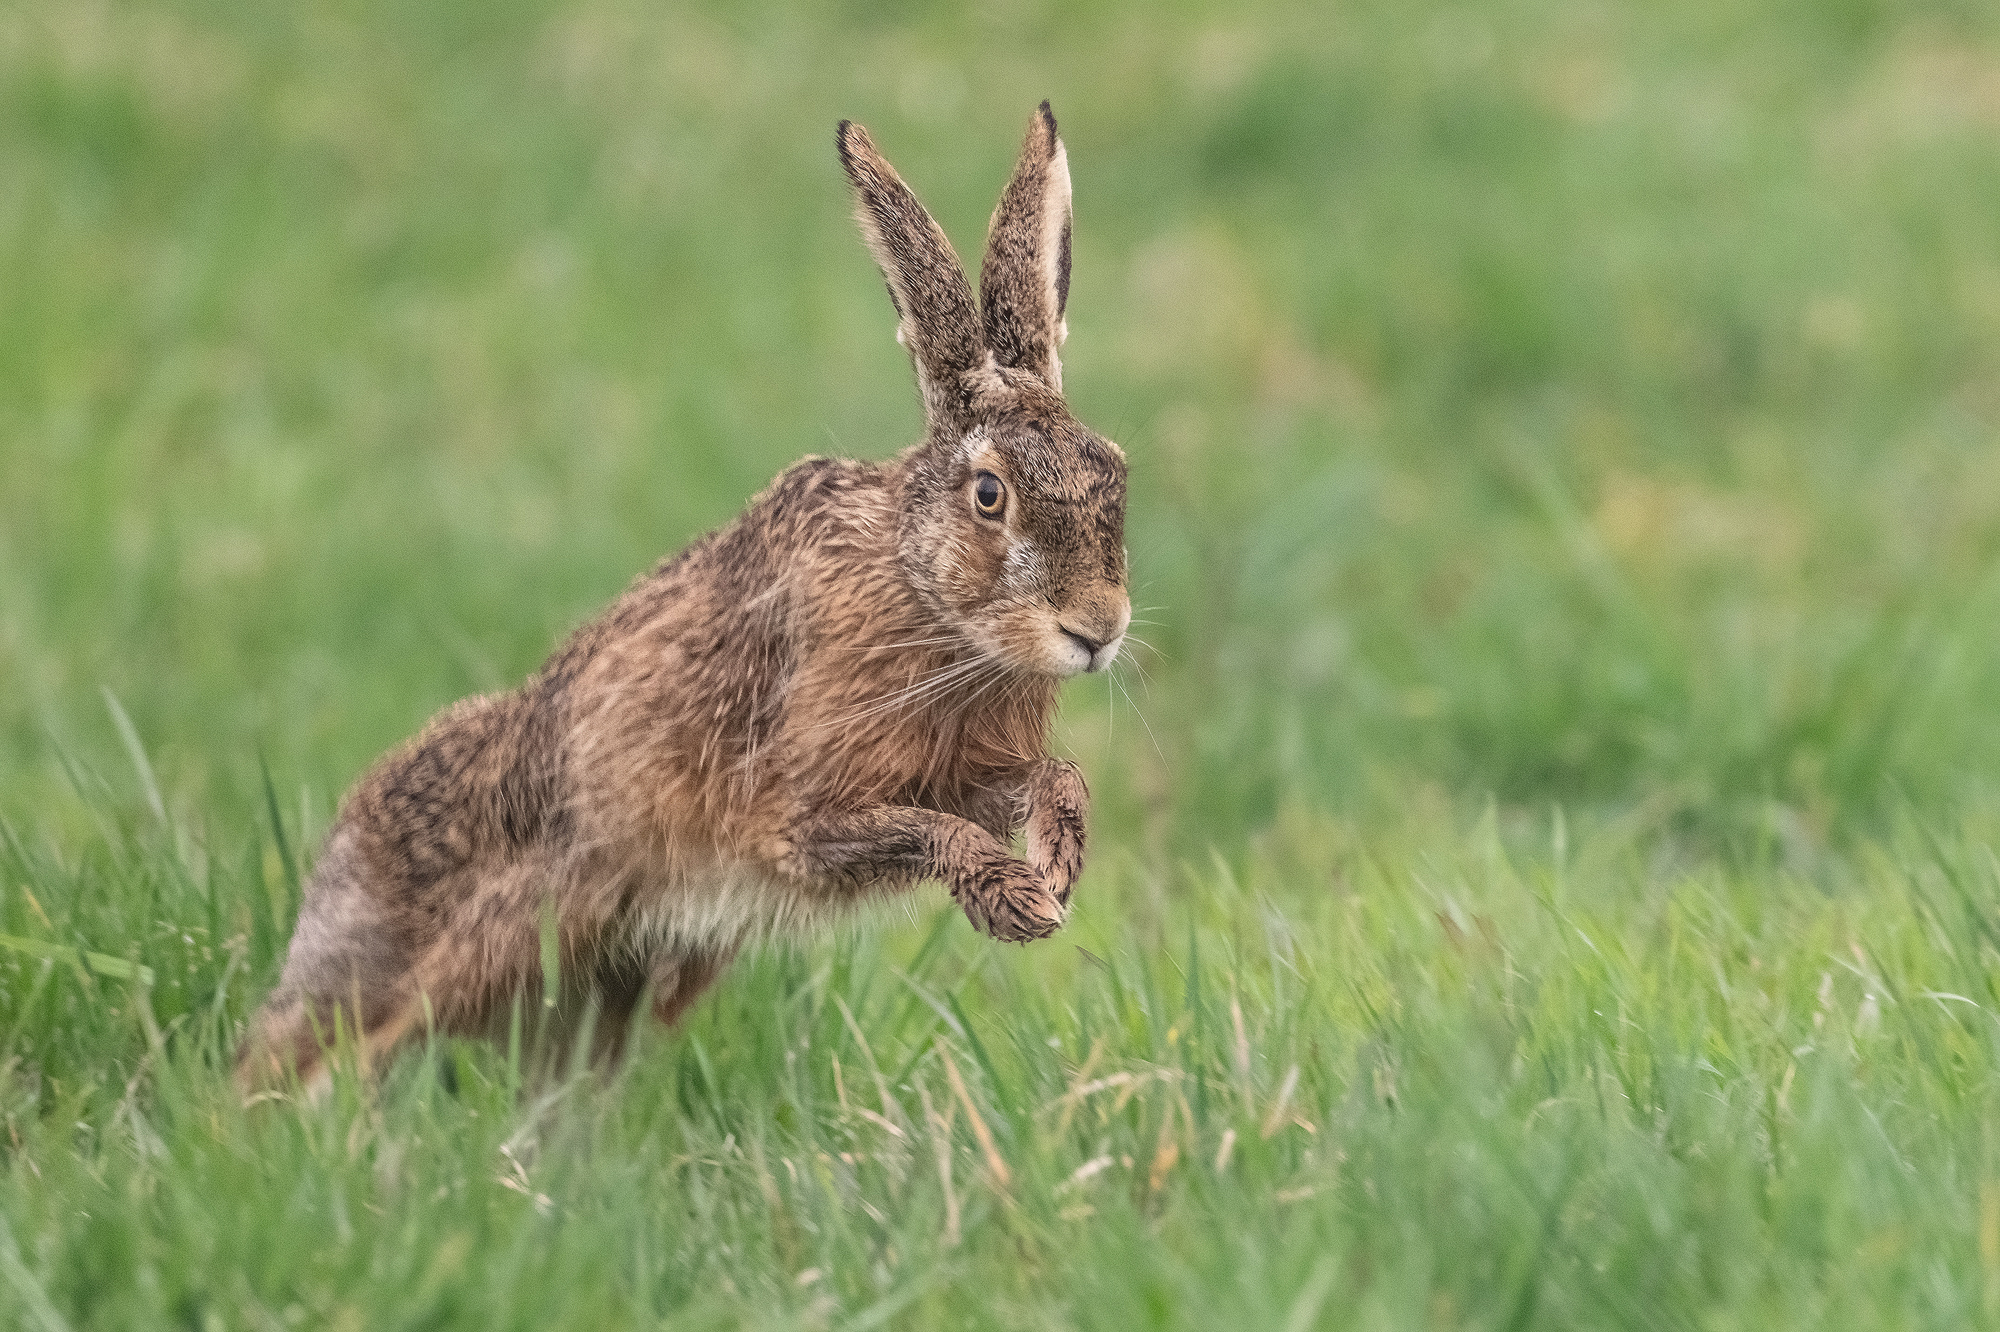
[243,105,1127,1088]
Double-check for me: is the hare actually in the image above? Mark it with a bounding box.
[238,102,1129,1091]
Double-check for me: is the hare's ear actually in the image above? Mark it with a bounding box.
[979,101,1072,392]
[837,120,983,426]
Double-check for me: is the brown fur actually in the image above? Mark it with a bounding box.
[239,104,1130,1092]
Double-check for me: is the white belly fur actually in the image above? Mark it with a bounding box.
[617,861,895,962]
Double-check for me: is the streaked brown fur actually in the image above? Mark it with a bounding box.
[239,103,1129,1091]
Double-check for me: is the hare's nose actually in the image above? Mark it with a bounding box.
[1059,625,1110,657]
[1059,596,1130,669]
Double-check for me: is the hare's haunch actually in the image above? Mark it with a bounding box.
[240,103,1129,1091]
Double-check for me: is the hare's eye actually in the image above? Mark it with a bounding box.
[972,471,1006,519]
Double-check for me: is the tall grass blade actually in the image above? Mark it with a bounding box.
[103,688,165,826]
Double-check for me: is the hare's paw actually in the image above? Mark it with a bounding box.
[1025,759,1089,906]
[955,857,1065,943]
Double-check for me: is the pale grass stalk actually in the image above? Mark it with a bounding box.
[1058,1155,1114,1194]
[1232,996,1252,1089]
[1055,1035,1107,1135]
[1261,1064,1300,1139]
[942,1046,1011,1194]
[835,994,905,1132]
[916,1082,959,1248]
[1147,1094,1182,1194]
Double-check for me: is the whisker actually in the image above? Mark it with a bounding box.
[955,660,1015,715]
[851,662,985,716]
[817,653,991,729]
[842,634,973,654]
[883,655,991,705]
[1110,665,1165,760]
[1120,632,1164,655]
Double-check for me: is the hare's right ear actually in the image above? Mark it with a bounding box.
[838,120,983,427]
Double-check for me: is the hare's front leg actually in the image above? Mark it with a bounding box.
[789,806,1064,943]
[1020,758,1089,906]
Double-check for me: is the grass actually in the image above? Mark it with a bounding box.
[5,0,2000,1326]
[8,800,2000,1328]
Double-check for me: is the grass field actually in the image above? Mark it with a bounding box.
[6,0,2000,1326]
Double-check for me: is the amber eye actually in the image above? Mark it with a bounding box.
[972,471,1006,518]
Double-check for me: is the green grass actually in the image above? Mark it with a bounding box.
[6,0,2000,1326]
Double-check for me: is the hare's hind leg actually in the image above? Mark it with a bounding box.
[497,946,733,1076]
[649,946,734,1027]
[236,985,424,1100]
[237,830,421,1095]
[397,856,666,1077]
[511,949,652,1074]
[492,945,733,1074]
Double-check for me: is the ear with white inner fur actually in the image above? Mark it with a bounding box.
[837,120,984,426]
[978,101,1073,392]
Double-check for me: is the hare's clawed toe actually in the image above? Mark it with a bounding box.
[957,858,1065,943]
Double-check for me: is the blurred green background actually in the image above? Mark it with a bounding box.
[8,0,2000,854]
[10,4,2000,1327]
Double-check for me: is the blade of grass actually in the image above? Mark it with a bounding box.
[103,688,165,827]
[0,933,155,987]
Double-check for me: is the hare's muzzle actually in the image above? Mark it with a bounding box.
[1054,593,1129,676]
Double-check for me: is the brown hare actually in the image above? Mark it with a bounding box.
[239,102,1129,1091]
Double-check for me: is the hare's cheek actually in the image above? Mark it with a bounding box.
[1001,537,1042,594]
[979,604,1077,678]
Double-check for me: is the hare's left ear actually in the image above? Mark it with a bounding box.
[979,101,1073,392]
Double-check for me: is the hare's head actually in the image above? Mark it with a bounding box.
[839,104,1129,680]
